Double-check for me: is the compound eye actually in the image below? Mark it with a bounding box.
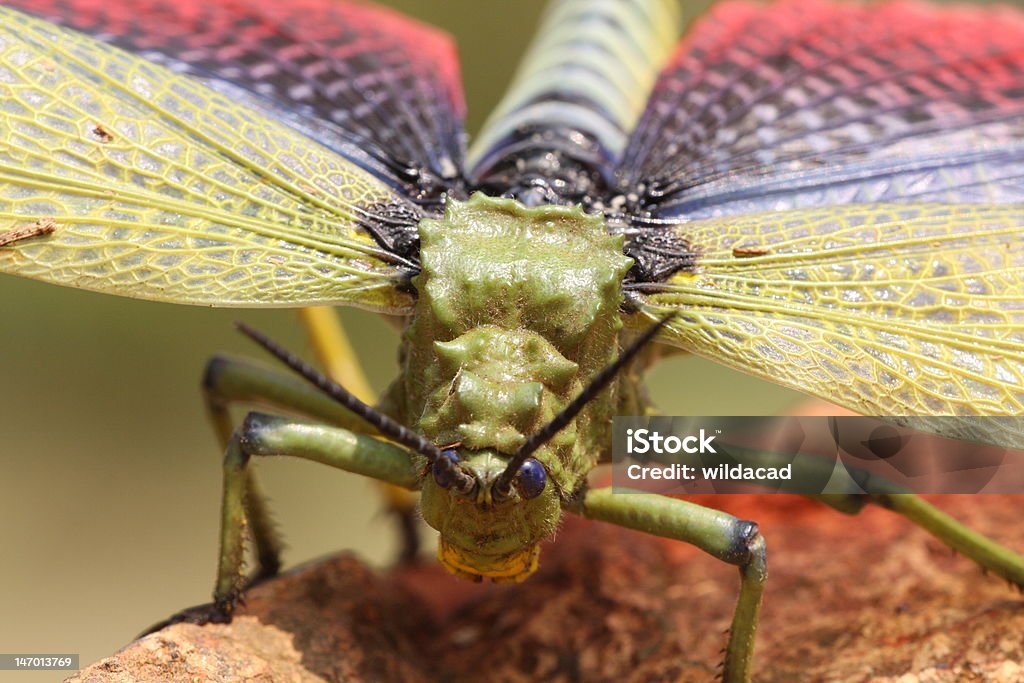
[516,458,547,499]
[432,449,462,489]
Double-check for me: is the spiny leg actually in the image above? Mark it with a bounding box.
[154,411,420,630]
[720,445,1024,587]
[298,306,422,562]
[203,308,386,583]
[568,487,766,683]
[202,353,379,581]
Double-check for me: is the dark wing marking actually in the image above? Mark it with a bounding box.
[618,0,1024,221]
[6,0,468,211]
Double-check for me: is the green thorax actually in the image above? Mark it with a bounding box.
[399,193,632,494]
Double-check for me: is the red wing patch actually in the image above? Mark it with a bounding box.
[9,0,467,210]
[620,0,1024,220]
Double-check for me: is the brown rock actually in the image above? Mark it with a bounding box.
[68,495,1024,683]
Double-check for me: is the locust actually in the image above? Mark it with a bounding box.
[1,0,1023,680]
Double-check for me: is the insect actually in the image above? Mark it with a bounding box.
[1,0,1023,680]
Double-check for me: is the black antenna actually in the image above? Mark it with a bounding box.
[236,322,443,462]
[495,313,678,493]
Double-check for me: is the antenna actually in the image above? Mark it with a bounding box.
[236,322,444,462]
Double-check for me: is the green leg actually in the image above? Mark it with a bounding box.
[203,353,376,439]
[201,354,381,581]
[815,493,1024,586]
[569,487,767,683]
[218,412,419,616]
[153,411,420,630]
[721,445,1024,587]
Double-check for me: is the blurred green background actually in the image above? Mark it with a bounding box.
[0,0,1014,674]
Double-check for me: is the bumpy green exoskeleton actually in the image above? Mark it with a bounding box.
[405,195,631,580]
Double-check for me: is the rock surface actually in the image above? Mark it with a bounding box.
[68,495,1024,683]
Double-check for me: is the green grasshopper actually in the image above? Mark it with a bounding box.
[2,0,1024,679]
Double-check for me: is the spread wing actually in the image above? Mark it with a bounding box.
[3,0,467,210]
[618,0,1024,445]
[618,0,1024,218]
[628,203,1024,446]
[0,5,419,311]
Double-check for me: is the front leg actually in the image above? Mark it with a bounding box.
[158,411,421,629]
[568,487,767,683]
[201,353,381,582]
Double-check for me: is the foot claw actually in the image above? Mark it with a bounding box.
[138,601,233,638]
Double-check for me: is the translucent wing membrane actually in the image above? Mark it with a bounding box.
[4,0,467,209]
[468,0,679,207]
[617,0,1024,444]
[630,203,1024,445]
[619,0,1024,220]
[0,7,417,311]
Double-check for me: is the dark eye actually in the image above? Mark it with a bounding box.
[432,449,461,489]
[516,458,546,499]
